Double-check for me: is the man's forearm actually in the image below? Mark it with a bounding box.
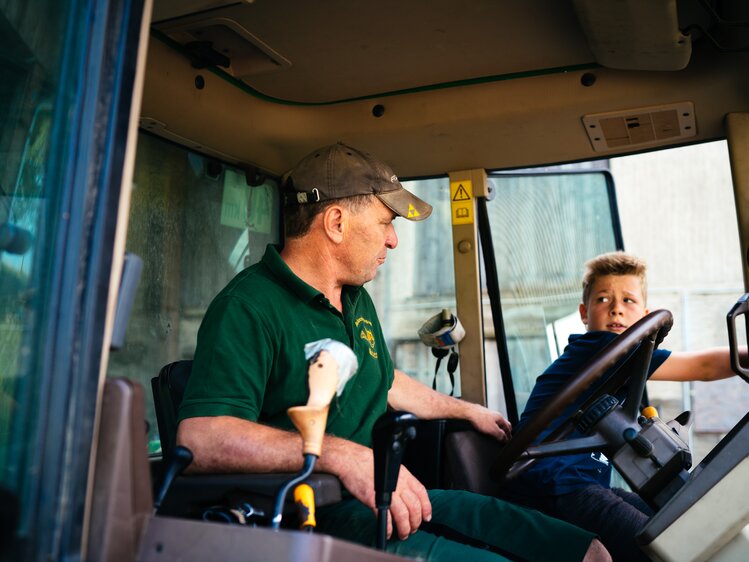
[388,369,471,419]
[177,415,371,478]
[178,415,305,473]
[388,369,512,440]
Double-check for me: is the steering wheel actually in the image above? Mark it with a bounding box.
[491,309,673,482]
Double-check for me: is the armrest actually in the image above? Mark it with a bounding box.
[157,472,342,522]
[402,418,504,495]
[401,418,472,489]
[443,429,503,496]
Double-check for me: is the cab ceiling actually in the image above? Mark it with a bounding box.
[151,0,595,104]
[143,0,749,176]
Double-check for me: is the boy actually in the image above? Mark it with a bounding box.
[500,251,742,561]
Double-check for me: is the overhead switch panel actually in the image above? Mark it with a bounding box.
[582,102,696,152]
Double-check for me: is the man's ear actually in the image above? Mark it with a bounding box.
[579,303,588,326]
[322,205,345,243]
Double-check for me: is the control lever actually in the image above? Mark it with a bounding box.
[154,445,193,513]
[371,411,418,550]
[271,339,357,530]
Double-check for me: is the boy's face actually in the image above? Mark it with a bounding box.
[579,274,648,334]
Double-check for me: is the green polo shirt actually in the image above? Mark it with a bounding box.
[178,245,394,447]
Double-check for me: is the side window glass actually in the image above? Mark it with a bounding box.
[1,0,70,501]
[106,132,281,453]
[369,178,461,395]
[484,171,621,414]
[1,104,51,386]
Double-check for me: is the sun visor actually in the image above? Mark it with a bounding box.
[573,0,691,70]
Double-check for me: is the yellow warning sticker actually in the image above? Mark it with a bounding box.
[407,203,420,218]
[450,180,473,225]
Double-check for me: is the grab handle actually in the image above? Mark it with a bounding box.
[726,293,749,383]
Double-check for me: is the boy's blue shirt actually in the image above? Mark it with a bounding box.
[509,331,671,497]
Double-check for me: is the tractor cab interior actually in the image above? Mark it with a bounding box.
[4,1,749,561]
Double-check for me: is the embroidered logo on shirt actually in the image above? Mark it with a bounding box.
[355,317,378,359]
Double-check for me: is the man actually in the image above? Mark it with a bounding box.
[177,142,609,561]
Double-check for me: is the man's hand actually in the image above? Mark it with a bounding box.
[463,401,512,442]
[389,369,513,442]
[386,465,432,539]
[329,441,431,540]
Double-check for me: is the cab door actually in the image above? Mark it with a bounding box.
[0,0,149,559]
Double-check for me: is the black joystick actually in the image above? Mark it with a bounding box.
[154,445,193,513]
[371,411,418,550]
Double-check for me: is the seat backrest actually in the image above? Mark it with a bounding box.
[151,360,193,460]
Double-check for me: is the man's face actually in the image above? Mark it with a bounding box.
[579,274,648,333]
[342,197,398,285]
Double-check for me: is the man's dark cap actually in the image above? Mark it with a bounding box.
[282,142,432,221]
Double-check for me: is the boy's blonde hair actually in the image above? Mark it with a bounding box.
[581,251,648,306]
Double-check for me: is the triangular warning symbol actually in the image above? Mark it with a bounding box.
[453,184,471,201]
[407,204,420,218]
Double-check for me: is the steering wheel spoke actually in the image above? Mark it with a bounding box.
[526,434,609,459]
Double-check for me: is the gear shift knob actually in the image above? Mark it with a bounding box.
[287,339,358,457]
[272,339,358,530]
